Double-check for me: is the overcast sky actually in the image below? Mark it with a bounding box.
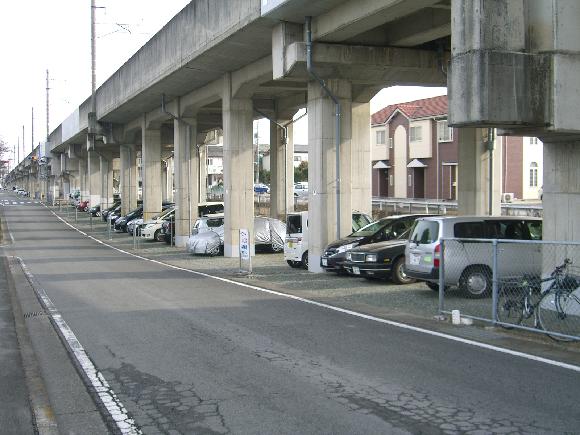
[0,1,445,166]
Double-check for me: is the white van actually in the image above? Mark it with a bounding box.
[405,216,542,297]
[284,211,373,269]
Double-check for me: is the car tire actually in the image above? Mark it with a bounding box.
[301,251,309,269]
[460,266,492,298]
[153,229,161,241]
[391,257,416,285]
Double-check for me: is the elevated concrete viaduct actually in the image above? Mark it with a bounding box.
[6,0,578,272]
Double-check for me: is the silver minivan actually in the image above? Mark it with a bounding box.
[405,216,542,297]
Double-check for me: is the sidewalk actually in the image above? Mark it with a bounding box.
[51,206,580,367]
[0,257,37,435]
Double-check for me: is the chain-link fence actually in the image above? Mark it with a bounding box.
[438,239,580,341]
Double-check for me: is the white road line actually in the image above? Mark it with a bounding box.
[43,205,580,374]
[16,258,141,435]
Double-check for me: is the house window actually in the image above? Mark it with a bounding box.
[529,137,538,145]
[376,130,386,145]
[529,162,538,187]
[410,126,422,142]
[389,174,393,186]
[294,156,302,162]
[437,120,453,142]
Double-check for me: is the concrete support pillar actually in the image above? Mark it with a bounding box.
[307,79,352,272]
[542,140,580,241]
[223,76,254,257]
[99,154,114,210]
[457,128,502,216]
[141,125,162,221]
[88,150,101,207]
[270,120,294,219]
[174,118,199,247]
[78,157,88,201]
[120,145,137,216]
[167,157,174,203]
[351,102,372,216]
[199,145,207,202]
[161,162,168,202]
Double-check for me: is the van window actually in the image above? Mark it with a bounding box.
[526,221,542,240]
[410,220,439,244]
[287,215,302,234]
[454,222,486,238]
[206,218,224,228]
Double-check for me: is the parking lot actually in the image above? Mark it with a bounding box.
[48,204,580,352]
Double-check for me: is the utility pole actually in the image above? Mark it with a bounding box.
[46,69,50,140]
[89,0,97,152]
[17,137,20,164]
[31,107,34,153]
[22,126,24,158]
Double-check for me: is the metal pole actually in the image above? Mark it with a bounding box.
[108,215,112,240]
[90,210,93,231]
[133,224,136,249]
[75,205,78,223]
[492,239,499,324]
[438,239,445,314]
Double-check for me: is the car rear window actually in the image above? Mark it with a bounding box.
[454,222,486,238]
[286,215,302,234]
[206,218,224,228]
[410,220,439,244]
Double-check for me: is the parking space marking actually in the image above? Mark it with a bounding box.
[44,204,580,374]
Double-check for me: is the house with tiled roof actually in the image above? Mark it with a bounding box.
[370,95,543,201]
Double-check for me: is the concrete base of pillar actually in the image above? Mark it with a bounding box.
[175,235,189,248]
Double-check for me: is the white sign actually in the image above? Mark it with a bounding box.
[239,229,251,261]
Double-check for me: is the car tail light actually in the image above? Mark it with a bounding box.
[434,244,441,268]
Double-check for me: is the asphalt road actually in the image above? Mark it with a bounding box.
[2,192,580,435]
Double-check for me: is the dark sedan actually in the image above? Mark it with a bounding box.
[320,214,433,273]
[114,207,143,232]
[342,231,414,284]
[101,202,121,221]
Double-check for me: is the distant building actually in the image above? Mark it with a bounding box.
[370,95,543,201]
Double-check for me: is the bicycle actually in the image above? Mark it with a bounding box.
[497,259,580,341]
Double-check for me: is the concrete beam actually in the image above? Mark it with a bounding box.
[277,42,448,87]
[314,0,443,43]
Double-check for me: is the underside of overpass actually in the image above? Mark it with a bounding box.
[6,0,579,271]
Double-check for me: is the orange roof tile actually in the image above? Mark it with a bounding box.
[371,95,448,125]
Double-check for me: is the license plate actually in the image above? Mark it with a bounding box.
[322,258,328,266]
[410,253,421,265]
[353,266,360,275]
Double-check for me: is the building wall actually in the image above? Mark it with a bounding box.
[371,125,389,161]
[521,137,543,200]
[502,136,523,199]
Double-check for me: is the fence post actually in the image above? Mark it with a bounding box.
[492,239,499,324]
[439,239,445,314]
[75,206,78,223]
[133,224,137,249]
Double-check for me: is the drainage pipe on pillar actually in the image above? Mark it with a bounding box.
[306,16,341,240]
[487,128,495,216]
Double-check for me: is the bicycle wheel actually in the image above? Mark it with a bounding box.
[538,290,580,342]
[497,289,524,328]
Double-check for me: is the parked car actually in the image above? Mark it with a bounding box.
[321,214,434,273]
[284,211,374,269]
[293,182,308,197]
[107,205,123,225]
[342,228,415,284]
[88,204,101,217]
[101,202,121,221]
[114,207,143,232]
[254,183,270,194]
[140,207,175,241]
[186,216,285,255]
[160,202,225,244]
[77,200,89,212]
[405,216,543,297]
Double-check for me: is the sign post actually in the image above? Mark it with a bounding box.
[239,228,252,274]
